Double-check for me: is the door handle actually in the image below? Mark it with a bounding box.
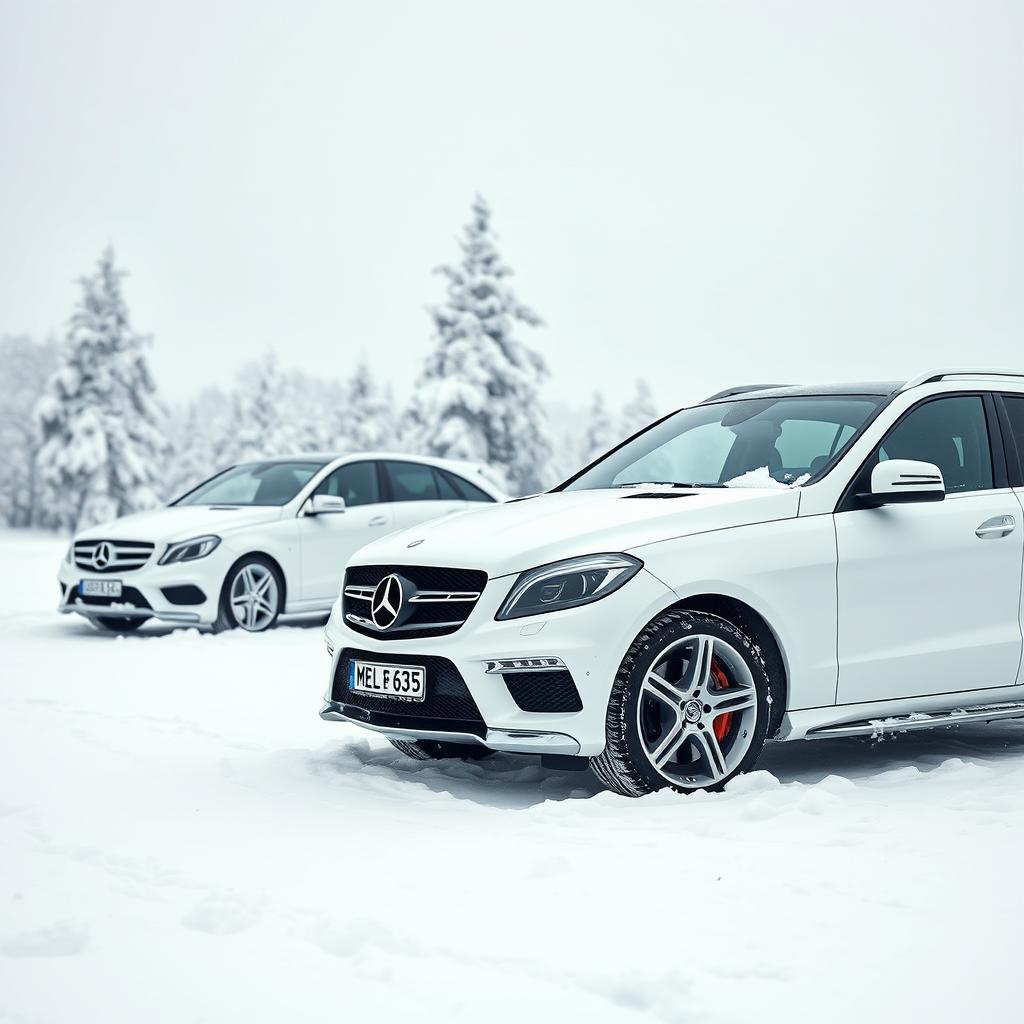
[976,515,1016,539]
[368,515,389,527]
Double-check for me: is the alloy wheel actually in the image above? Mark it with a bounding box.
[636,633,758,789]
[229,564,280,631]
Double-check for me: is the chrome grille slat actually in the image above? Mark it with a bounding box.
[74,539,155,574]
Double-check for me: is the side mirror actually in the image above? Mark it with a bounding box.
[305,494,346,516]
[859,459,945,507]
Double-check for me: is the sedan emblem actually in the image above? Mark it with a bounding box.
[371,574,404,630]
[92,542,112,570]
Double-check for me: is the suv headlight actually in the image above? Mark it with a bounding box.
[159,535,221,565]
[496,553,643,620]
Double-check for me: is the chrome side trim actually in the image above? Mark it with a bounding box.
[805,701,1024,739]
[482,657,567,675]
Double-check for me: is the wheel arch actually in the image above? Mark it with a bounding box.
[667,592,789,737]
[219,550,289,615]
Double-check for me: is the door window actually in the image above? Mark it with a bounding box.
[383,461,440,502]
[874,396,993,493]
[1000,396,1024,479]
[315,462,380,507]
[441,469,495,502]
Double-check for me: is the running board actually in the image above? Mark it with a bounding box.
[805,702,1024,740]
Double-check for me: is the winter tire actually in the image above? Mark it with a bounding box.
[214,556,284,633]
[388,738,497,761]
[590,610,775,797]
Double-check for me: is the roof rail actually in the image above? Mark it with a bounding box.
[902,368,1024,390]
[701,384,791,403]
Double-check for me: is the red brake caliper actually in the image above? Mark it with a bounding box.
[710,660,732,741]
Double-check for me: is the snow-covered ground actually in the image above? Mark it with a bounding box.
[3,530,1024,1023]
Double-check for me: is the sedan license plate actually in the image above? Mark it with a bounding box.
[349,660,426,702]
[80,579,122,598]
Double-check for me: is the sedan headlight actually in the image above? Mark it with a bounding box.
[159,535,221,565]
[496,553,643,620]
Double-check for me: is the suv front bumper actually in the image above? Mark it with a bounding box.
[320,567,673,757]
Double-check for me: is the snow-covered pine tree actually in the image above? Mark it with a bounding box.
[335,359,398,452]
[36,248,168,530]
[621,379,659,437]
[0,334,58,527]
[404,196,552,494]
[580,391,620,464]
[218,353,307,462]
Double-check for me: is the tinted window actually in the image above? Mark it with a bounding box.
[565,396,881,489]
[384,461,439,502]
[441,469,495,502]
[175,461,324,506]
[434,469,462,500]
[315,462,380,507]
[1001,396,1024,479]
[876,396,993,493]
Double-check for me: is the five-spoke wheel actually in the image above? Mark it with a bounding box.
[215,557,284,633]
[591,610,774,797]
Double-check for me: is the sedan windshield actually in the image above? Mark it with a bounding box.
[563,396,883,491]
[174,461,326,506]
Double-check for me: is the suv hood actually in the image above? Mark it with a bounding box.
[74,505,283,544]
[352,487,801,578]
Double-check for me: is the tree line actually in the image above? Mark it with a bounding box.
[0,197,657,531]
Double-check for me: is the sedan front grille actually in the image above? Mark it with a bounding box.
[342,565,487,641]
[74,539,155,574]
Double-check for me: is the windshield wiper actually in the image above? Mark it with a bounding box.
[612,481,726,489]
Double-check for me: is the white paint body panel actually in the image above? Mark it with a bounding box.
[324,374,1024,759]
[58,453,505,627]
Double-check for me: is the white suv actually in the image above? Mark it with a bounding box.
[58,453,504,633]
[322,369,1024,796]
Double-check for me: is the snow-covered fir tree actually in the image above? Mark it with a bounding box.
[404,196,552,494]
[335,359,398,452]
[621,379,658,436]
[0,334,58,527]
[218,354,308,462]
[36,248,168,530]
[580,391,620,464]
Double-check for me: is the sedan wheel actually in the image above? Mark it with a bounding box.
[224,560,282,632]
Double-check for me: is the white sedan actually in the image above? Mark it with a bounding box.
[57,452,505,633]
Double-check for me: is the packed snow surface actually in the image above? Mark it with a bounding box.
[3,531,1024,1022]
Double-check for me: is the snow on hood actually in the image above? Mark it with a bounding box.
[723,466,811,489]
[74,504,283,543]
[351,486,800,578]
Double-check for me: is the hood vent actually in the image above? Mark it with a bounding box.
[619,492,697,500]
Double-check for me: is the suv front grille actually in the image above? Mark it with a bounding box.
[332,648,485,736]
[342,565,488,641]
[74,539,155,574]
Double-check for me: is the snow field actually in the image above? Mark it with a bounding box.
[2,532,1023,1023]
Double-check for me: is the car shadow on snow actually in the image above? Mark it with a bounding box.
[314,738,604,809]
[758,719,1024,785]
[317,719,1024,808]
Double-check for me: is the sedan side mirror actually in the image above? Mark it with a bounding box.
[305,494,346,516]
[859,459,945,507]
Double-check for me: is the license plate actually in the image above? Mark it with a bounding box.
[349,660,426,701]
[79,579,122,598]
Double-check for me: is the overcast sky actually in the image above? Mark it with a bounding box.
[2,0,1022,414]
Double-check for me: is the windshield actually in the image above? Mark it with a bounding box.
[563,396,883,491]
[174,461,326,506]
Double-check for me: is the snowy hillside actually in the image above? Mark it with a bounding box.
[2,531,1023,1022]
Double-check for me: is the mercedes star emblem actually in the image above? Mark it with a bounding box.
[93,542,112,570]
[370,574,404,630]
